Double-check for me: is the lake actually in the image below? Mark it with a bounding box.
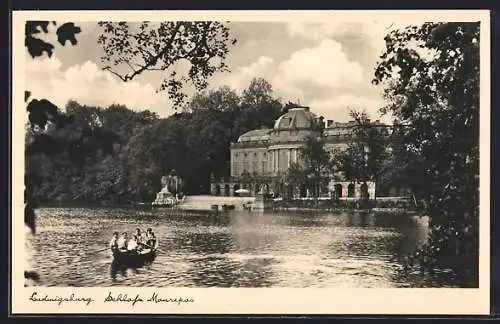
[26,207,459,287]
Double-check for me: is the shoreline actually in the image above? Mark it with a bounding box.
[34,204,421,215]
[270,207,419,214]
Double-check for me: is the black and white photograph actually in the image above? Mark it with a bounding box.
[12,10,490,314]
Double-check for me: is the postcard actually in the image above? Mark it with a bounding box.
[11,9,490,315]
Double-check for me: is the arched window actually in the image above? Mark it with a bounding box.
[215,184,221,196]
[348,183,355,197]
[334,184,343,199]
[361,183,369,199]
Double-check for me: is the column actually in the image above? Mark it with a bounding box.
[268,151,271,174]
[267,151,273,172]
[275,150,278,172]
[267,151,274,172]
[277,149,280,173]
[210,183,217,196]
[274,150,277,172]
[287,149,291,167]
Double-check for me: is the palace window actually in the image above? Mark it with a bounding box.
[232,162,239,177]
[280,117,292,127]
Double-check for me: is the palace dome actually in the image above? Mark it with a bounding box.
[237,128,272,142]
[274,107,317,130]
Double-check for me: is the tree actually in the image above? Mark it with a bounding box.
[186,78,283,141]
[373,22,479,286]
[303,133,331,200]
[23,21,237,282]
[25,21,87,237]
[26,101,159,206]
[285,162,309,196]
[179,79,283,184]
[335,110,389,187]
[239,78,283,131]
[97,21,237,107]
[377,119,423,196]
[186,86,240,113]
[286,123,331,205]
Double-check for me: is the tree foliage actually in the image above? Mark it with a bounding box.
[28,79,284,205]
[24,20,236,250]
[284,122,331,201]
[373,22,480,286]
[25,21,81,58]
[335,110,389,184]
[97,21,237,107]
[25,21,85,236]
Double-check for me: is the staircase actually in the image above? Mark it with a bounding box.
[178,195,255,211]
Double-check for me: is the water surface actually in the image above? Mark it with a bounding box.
[27,207,456,287]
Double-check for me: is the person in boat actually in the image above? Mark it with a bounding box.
[135,228,144,245]
[117,232,128,251]
[127,235,139,251]
[145,228,157,248]
[109,232,119,252]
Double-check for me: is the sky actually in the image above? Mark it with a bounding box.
[26,20,409,123]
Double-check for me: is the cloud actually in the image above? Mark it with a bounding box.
[286,21,419,61]
[207,37,390,123]
[288,22,386,49]
[271,39,364,101]
[230,56,275,90]
[208,55,276,93]
[288,22,355,41]
[309,94,391,123]
[26,55,175,117]
[24,21,398,123]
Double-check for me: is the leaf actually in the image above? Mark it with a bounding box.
[25,21,50,35]
[56,22,81,46]
[27,99,60,129]
[25,35,54,58]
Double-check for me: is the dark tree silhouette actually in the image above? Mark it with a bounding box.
[373,22,479,286]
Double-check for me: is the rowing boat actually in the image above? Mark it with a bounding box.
[112,245,157,267]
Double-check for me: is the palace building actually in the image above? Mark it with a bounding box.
[210,104,380,199]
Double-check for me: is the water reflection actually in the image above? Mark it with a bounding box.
[25,207,453,287]
[110,254,157,283]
